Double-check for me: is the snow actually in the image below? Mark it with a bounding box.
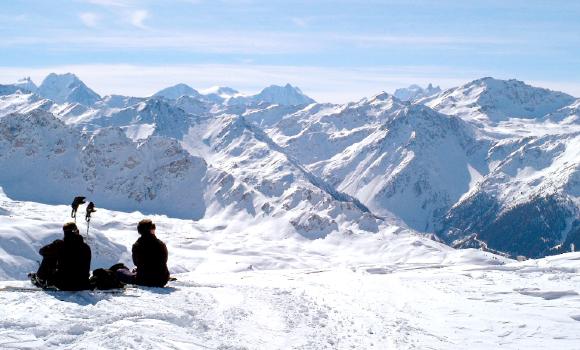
[13,77,37,93]
[393,83,441,102]
[153,84,202,100]
[122,123,156,141]
[1,190,580,348]
[200,86,242,103]
[1,73,580,348]
[419,77,575,124]
[37,73,101,106]
[229,84,316,106]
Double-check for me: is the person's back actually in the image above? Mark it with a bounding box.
[36,222,91,291]
[55,228,91,291]
[132,219,169,287]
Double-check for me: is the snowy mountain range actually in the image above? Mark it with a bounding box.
[0,73,579,259]
[394,83,441,102]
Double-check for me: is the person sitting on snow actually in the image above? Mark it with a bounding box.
[33,222,91,291]
[115,219,170,287]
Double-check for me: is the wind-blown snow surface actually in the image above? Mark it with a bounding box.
[2,190,580,349]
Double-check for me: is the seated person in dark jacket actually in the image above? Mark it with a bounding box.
[116,219,170,287]
[35,222,91,291]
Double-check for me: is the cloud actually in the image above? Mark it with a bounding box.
[129,10,149,29]
[79,12,100,28]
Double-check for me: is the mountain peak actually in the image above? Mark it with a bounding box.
[13,77,37,93]
[153,83,201,100]
[37,73,100,106]
[254,84,315,106]
[201,86,239,96]
[394,83,441,102]
[370,91,393,102]
[423,77,575,122]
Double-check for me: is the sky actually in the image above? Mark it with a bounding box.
[1,0,579,102]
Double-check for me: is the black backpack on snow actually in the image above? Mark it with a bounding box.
[89,263,127,290]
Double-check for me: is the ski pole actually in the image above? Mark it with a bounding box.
[85,201,96,239]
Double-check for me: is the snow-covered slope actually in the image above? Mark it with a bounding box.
[543,99,580,124]
[316,104,490,232]
[267,93,406,165]
[2,191,580,349]
[438,132,580,257]
[37,73,101,106]
[0,92,54,117]
[97,94,145,109]
[420,78,575,124]
[259,94,488,231]
[0,84,33,96]
[13,77,38,93]
[173,95,214,116]
[394,83,441,102]
[182,113,383,239]
[91,98,196,140]
[0,109,257,220]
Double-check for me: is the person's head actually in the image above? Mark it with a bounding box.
[63,222,80,238]
[137,219,156,235]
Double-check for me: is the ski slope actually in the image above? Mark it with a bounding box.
[1,190,580,349]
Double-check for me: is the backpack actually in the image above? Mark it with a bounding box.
[90,267,124,290]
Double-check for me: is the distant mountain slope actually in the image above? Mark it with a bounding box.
[0,108,257,219]
[0,73,579,257]
[267,93,405,165]
[91,98,196,140]
[153,83,203,100]
[229,84,315,106]
[37,73,101,106]
[543,99,580,124]
[13,77,37,93]
[419,78,575,124]
[313,104,489,231]
[394,83,441,102]
[438,132,580,257]
[182,113,383,238]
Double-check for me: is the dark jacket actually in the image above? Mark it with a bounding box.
[132,233,169,287]
[38,235,91,291]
